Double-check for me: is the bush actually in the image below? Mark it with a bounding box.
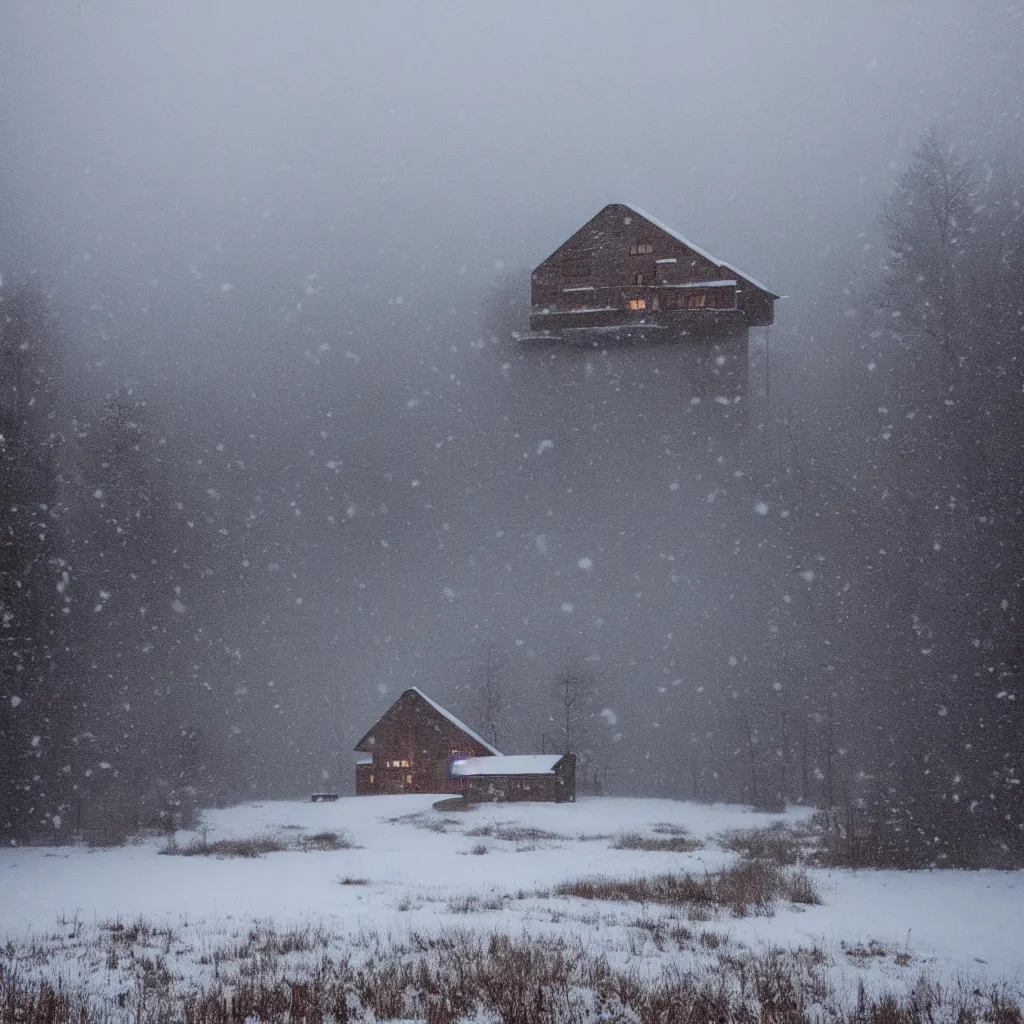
[612,831,702,853]
[555,859,821,916]
[161,829,356,858]
[718,823,805,865]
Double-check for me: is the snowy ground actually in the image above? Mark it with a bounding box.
[1,796,1021,1019]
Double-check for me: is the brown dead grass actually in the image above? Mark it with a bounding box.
[612,831,703,853]
[1,926,1018,1024]
[555,859,821,916]
[717,822,807,865]
[162,829,355,858]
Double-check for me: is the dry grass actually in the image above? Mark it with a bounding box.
[168,835,290,858]
[465,823,564,842]
[1,926,1019,1024]
[297,831,354,852]
[612,831,703,853]
[717,822,807,865]
[162,829,355,858]
[555,859,821,916]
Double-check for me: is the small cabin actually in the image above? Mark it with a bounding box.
[452,754,576,804]
[529,203,778,340]
[354,687,500,796]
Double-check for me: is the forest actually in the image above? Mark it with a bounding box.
[2,120,1021,867]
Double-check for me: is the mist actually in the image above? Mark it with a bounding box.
[1,1,1022,865]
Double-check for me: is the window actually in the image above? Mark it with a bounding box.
[386,759,410,768]
[628,299,647,311]
[369,774,374,784]
[629,243,654,256]
[634,273,644,285]
[406,774,413,785]
[688,293,707,309]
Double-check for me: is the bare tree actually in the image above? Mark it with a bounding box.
[882,126,977,360]
[555,662,594,756]
[476,648,502,750]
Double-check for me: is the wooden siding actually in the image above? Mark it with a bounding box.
[530,204,777,336]
[354,689,496,796]
[462,754,576,804]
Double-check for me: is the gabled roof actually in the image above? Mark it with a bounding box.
[409,687,501,755]
[451,754,564,777]
[619,203,780,299]
[354,687,501,756]
[535,203,780,301]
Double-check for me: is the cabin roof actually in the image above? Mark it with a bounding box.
[353,687,501,756]
[409,687,502,755]
[660,279,737,289]
[451,754,563,777]
[620,203,780,299]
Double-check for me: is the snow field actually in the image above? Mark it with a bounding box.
[1,796,1021,1020]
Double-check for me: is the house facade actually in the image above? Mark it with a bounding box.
[453,754,576,804]
[529,203,778,339]
[354,687,500,796]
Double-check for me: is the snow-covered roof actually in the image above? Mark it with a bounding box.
[562,286,595,292]
[409,687,502,756]
[655,258,678,264]
[545,306,617,315]
[620,203,779,298]
[660,279,737,289]
[451,754,563,777]
[355,753,373,765]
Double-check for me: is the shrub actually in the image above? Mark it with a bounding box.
[718,823,805,865]
[298,831,353,852]
[162,829,356,858]
[170,835,289,858]
[554,859,821,916]
[612,831,702,853]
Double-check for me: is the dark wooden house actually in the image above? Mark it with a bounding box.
[529,203,778,339]
[452,754,576,804]
[354,687,500,796]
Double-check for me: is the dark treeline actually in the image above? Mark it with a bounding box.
[1,124,1022,866]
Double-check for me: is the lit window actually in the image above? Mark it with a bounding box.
[406,775,413,785]
[628,299,647,311]
[369,774,375,784]
[688,293,707,309]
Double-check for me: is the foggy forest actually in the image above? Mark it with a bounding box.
[1,1,1022,870]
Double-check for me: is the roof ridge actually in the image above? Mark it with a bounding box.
[619,202,779,298]
[409,687,502,755]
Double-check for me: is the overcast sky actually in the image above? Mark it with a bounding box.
[3,1,1022,325]
[2,1,1023,782]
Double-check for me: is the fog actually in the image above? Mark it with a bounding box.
[1,1,1022,864]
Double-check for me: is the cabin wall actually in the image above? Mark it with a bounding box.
[462,754,577,804]
[356,691,493,796]
[530,204,774,335]
[463,774,558,803]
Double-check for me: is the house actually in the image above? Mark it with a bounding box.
[353,689,578,803]
[452,754,577,804]
[528,203,778,339]
[354,687,500,796]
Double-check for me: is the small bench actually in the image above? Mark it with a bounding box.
[310,792,340,802]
